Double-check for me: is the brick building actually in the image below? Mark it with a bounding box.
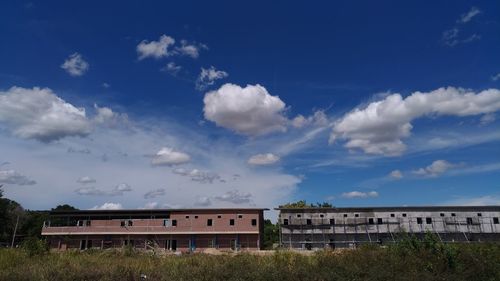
[276,206,500,250]
[42,208,266,252]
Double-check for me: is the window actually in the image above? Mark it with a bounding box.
[85,220,91,226]
[493,217,499,224]
[355,214,359,218]
[426,217,432,224]
[440,213,445,217]
[195,215,199,219]
[238,215,243,219]
[306,219,312,225]
[217,215,222,219]
[320,214,324,218]
[451,213,456,217]
[172,220,177,226]
[368,218,374,225]
[283,219,289,225]
[402,213,407,217]
[330,219,335,225]
[477,213,482,217]
[417,218,423,224]
[390,214,395,218]
[251,219,257,226]
[128,220,133,226]
[467,217,473,225]
[185,215,190,219]
[297,214,302,218]
[207,219,213,226]
[343,214,348,217]
[120,221,126,227]
[230,219,235,226]
[377,218,383,224]
[77,220,83,227]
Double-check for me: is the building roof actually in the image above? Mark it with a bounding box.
[274,205,500,212]
[49,208,269,216]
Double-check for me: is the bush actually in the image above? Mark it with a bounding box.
[21,237,48,256]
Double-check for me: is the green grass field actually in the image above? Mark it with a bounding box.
[1,239,499,281]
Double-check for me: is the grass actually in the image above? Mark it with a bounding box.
[0,240,499,281]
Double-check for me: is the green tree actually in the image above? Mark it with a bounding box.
[262,219,279,249]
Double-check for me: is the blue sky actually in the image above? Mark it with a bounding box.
[0,1,499,215]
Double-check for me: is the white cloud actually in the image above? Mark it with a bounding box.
[412,160,457,177]
[75,183,132,196]
[291,110,328,128]
[172,168,221,184]
[195,66,228,90]
[480,113,496,125]
[248,153,280,166]
[142,202,159,209]
[458,7,481,24]
[144,188,165,199]
[91,202,123,210]
[492,73,500,81]
[341,191,379,199]
[176,40,207,59]
[163,62,182,76]
[137,35,175,60]
[0,169,36,185]
[151,147,191,166]
[0,87,92,142]
[194,196,211,207]
[330,87,500,155]
[61,53,89,76]
[214,190,252,204]
[443,195,500,206]
[77,176,96,184]
[204,83,287,136]
[389,170,403,179]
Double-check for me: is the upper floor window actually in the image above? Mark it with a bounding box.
[185,215,190,219]
[306,219,312,225]
[343,214,348,218]
[217,215,222,218]
[283,219,289,225]
[195,215,199,219]
[440,213,445,217]
[297,214,302,218]
[85,220,91,227]
[426,217,432,224]
[493,217,499,224]
[128,220,133,226]
[377,218,383,224]
[390,214,395,218]
[230,219,235,226]
[172,220,177,226]
[417,218,423,224]
[320,214,324,218]
[238,215,243,219]
[355,214,359,218]
[402,213,407,217]
[251,219,257,226]
[368,218,374,225]
[330,219,335,225]
[451,213,456,217]
[467,217,473,225]
[477,213,482,217]
[207,219,213,226]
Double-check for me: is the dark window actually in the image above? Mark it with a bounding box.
[120,221,126,227]
[426,217,432,224]
[238,215,243,219]
[283,219,289,225]
[467,217,473,225]
[185,215,190,219]
[320,214,324,218]
[85,220,91,226]
[440,213,445,217]
[128,220,133,226]
[477,213,482,217]
[207,219,213,226]
[306,219,312,225]
[417,218,423,224]
[217,215,222,218]
[297,214,302,218]
[377,218,383,224]
[368,218,374,225]
[230,219,235,226]
[390,214,395,217]
[330,219,335,225]
[172,220,177,226]
[343,214,348,217]
[355,214,359,218]
[195,215,198,219]
[493,217,499,224]
[251,219,257,226]
[77,220,83,227]
[451,213,456,217]
[402,213,407,217]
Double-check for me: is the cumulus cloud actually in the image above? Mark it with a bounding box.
[458,7,481,24]
[194,196,212,207]
[247,153,280,166]
[163,62,182,76]
[0,169,36,185]
[172,168,221,184]
[144,188,165,199]
[137,35,175,60]
[151,147,190,166]
[412,160,458,177]
[291,110,329,128]
[175,40,207,59]
[0,87,92,142]
[195,66,228,90]
[93,104,128,126]
[77,176,96,184]
[204,83,288,136]
[330,87,500,155]
[214,190,252,204]
[75,183,132,196]
[341,191,379,199]
[91,202,123,210]
[60,53,89,76]
[389,170,403,179]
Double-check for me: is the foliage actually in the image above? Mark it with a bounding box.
[21,237,48,256]
[279,200,333,208]
[51,204,79,211]
[263,219,279,249]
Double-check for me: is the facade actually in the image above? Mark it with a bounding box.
[41,208,266,252]
[276,206,500,250]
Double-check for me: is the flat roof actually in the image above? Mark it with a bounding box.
[49,208,269,216]
[275,205,500,212]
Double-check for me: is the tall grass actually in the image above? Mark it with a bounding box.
[0,240,499,280]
